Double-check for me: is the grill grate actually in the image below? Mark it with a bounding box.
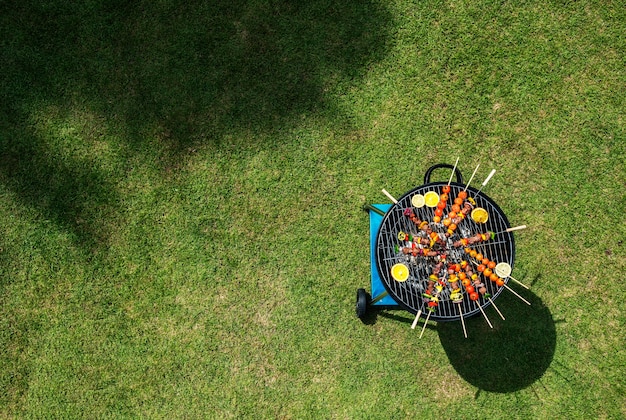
[375,182,515,321]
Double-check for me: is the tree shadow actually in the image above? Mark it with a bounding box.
[437,289,556,393]
[2,0,392,146]
[0,0,393,248]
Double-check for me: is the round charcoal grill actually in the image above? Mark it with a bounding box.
[374,164,515,321]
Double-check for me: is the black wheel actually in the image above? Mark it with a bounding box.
[356,288,370,319]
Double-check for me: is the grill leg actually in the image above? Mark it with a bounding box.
[370,291,389,305]
[362,203,385,217]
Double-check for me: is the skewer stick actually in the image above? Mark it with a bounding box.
[469,259,529,306]
[419,310,433,338]
[507,275,530,289]
[475,169,496,196]
[411,309,422,330]
[381,189,398,204]
[503,283,531,305]
[419,287,443,337]
[447,157,460,185]
[488,297,505,320]
[476,301,493,328]
[495,225,527,234]
[462,164,480,192]
[458,304,468,338]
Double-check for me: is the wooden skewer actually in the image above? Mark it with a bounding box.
[419,310,433,338]
[503,283,531,305]
[463,164,480,192]
[447,157,460,185]
[508,275,530,290]
[476,301,493,328]
[419,287,443,337]
[475,169,496,196]
[381,189,398,204]
[494,225,527,235]
[458,303,468,338]
[411,309,422,330]
[488,297,505,320]
[470,259,530,305]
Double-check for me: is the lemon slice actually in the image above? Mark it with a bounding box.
[391,263,409,282]
[424,191,439,208]
[471,207,489,223]
[495,262,512,278]
[411,194,425,208]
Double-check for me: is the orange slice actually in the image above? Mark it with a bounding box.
[424,191,439,208]
[495,262,512,278]
[471,207,489,223]
[411,194,425,208]
[391,263,409,282]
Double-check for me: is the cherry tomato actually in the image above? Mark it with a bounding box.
[475,253,484,261]
[469,292,479,301]
[440,193,448,201]
[433,216,441,223]
[437,201,446,209]
[449,223,457,231]
[451,204,461,213]
[461,278,471,287]
[435,208,443,216]
[481,258,490,266]
[465,285,475,294]
[428,301,438,307]
[488,261,496,269]
[470,250,477,258]
[443,218,451,227]
[489,273,499,282]
[449,211,457,219]
[458,272,467,280]
[483,268,493,277]
[442,185,451,194]
[496,278,505,287]
[458,191,468,199]
[477,264,486,272]
[464,247,471,254]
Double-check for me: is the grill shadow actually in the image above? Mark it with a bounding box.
[437,289,556,393]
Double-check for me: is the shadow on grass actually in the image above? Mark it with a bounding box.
[0,0,392,248]
[358,287,555,393]
[437,289,556,393]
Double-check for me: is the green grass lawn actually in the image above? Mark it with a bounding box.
[1,0,625,418]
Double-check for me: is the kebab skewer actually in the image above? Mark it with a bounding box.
[447,157,460,186]
[451,260,493,329]
[432,159,459,223]
[419,284,444,338]
[457,301,468,338]
[468,257,531,306]
[488,297,506,320]
[463,164,480,192]
[474,169,496,197]
[381,188,398,204]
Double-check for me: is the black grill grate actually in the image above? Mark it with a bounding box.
[375,182,515,321]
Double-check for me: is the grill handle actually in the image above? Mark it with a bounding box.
[424,163,463,185]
